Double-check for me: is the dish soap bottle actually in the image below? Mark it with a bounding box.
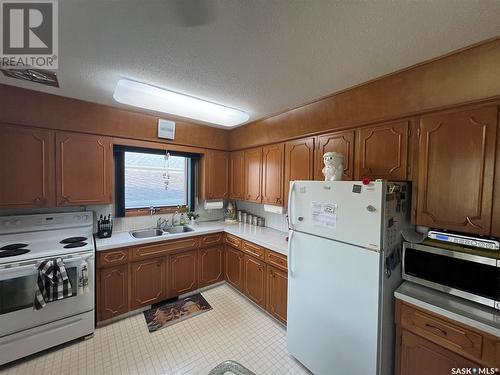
[179,213,186,226]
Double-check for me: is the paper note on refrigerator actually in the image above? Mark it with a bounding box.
[311,202,337,228]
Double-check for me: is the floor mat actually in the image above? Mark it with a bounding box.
[143,293,212,333]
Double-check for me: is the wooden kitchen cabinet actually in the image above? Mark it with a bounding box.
[0,125,55,209]
[399,330,479,375]
[198,245,224,288]
[355,120,409,180]
[243,255,267,308]
[168,250,198,297]
[314,130,355,180]
[225,245,244,291]
[262,143,285,206]
[200,150,229,200]
[416,107,497,235]
[56,131,112,206]
[99,265,129,321]
[284,137,315,206]
[130,257,167,310]
[267,266,288,324]
[229,151,245,200]
[244,147,263,203]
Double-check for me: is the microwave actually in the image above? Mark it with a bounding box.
[402,242,500,310]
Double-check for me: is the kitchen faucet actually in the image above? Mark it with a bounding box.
[156,217,168,230]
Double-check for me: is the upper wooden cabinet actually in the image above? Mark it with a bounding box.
[229,151,245,200]
[284,138,314,206]
[491,117,500,238]
[355,120,409,181]
[314,130,355,181]
[0,125,55,209]
[200,150,229,200]
[262,143,285,206]
[244,147,263,203]
[56,132,112,206]
[416,107,497,235]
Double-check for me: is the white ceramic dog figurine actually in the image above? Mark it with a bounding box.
[322,152,344,181]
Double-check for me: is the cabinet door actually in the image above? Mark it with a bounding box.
[243,255,266,308]
[224,245,244,291]
[0,125,55,208]
[417,107,497,235]
[262,143,285,206]
[229,151,245,200]
[244,147,263,203]
[99,265,128,321]
[202,150,229,200]
[266,266,287,324]
[399,330,479,375]
[198,245,224,288]
[168,250,198,297]
[356,120,409,180]
[314,130,355,180]
[493,116,500,237]
[284,138,314,206]
[130,257,167,310]
[56,132,112,206]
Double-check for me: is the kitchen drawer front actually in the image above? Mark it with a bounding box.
[201,232,223,247]
[266,250,287,271]
[132,238,200,260]
[400,303,483,359]
[99,248,130,267]
[242,240,265,260]
[225,233,242,249]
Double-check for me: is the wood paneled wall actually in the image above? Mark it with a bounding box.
[229,37,500,150]
[0,84,229,150]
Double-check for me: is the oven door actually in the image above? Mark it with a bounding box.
[0,251,94,337]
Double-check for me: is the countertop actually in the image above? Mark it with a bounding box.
[94,221,289,255]
[395,281,500,337]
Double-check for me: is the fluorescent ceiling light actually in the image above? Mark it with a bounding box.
[113,79,250,127]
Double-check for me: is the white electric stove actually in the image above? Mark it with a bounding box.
[0,211,95,366]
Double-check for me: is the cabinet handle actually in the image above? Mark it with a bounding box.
[33,197,43,204]
[62,195,70,202]
[466,216,482,229]
[425,323,447,336]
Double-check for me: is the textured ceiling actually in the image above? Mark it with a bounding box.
[2,0,500,128]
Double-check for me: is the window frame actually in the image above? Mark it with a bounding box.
[113,145,199,217]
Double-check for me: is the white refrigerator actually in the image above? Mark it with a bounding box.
[286,180,410,375]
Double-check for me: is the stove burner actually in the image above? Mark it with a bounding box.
[63,242,87,249]
[60,237,88,244]
[0,243,28,250]
[0,249,30,257]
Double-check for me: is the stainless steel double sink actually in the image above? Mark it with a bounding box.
[129,226,195,239]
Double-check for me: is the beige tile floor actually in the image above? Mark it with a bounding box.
[0,284,310,375]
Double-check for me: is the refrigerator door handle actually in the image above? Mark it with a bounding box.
[288,230,294,277]
[288,181,296,229]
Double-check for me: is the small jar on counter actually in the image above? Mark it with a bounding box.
[251,216,258,226]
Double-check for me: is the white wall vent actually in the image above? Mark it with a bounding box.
[158,119,176,140]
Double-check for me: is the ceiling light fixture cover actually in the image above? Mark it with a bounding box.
[113,79,250,127]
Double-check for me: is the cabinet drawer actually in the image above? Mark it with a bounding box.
[266,250,287,271]
[225,233,242,249]
[201,232,223,246]
[132,237,200,260]
[401,303,483,359]
[99,248,129,267]
[242,240,265,260]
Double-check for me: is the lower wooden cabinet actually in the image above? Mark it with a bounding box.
[198,245,224,288]
[399,330,479,375]
[168,250,198,297]
[267,266,288,324]
[130,257,167,310]
[243,255,267,308]
[225,245,244,291]
[99,265,128,321]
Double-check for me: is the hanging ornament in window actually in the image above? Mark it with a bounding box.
[163,151,171,191]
